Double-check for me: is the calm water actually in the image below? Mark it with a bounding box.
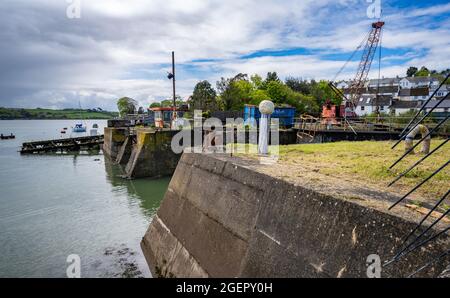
[0,120,170,278]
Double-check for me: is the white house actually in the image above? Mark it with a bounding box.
[397,87,430,101]
[354,95,391,116]
[430,84,450,99]
[368,77,400,88]
[335,81,349,89]
[423,100,450,115]
[399,76,440,89]
[389,100,422,116]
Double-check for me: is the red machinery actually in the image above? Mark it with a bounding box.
[321,101,357,125]
[323,21,385,122]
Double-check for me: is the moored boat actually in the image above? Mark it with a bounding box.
[72,124,86,133]
[1,133,15,140]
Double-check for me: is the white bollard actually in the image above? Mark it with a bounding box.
[258,100,275,155]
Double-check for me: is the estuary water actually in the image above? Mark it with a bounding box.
[0,120,170,277]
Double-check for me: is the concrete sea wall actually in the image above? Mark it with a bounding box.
[103,127,129,160]
[103,126,298,179]
[141,152,449,278]
[124,129,181,179]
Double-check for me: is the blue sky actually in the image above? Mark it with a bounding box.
[0,0,449,110]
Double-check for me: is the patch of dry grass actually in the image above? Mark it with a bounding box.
[229,140,449,200]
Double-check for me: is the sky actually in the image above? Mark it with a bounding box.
[0,0,449,111]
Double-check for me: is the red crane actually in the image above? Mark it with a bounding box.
[347,21,385,109]
[327,21,385,119]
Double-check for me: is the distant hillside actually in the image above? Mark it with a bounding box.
[0,108,119,120]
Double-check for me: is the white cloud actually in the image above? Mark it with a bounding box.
[0,0,448,109]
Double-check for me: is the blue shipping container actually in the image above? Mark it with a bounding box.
[244,105,296,127]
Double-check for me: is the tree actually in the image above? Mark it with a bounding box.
[216,74,250,111]
[407,66,418,77]
[263,80,320,114]
[415,66,430,77]
[117,97,137,117]
[265,72,280,83]
[260,72,281,90]
[250,74,263,89]
[249,89,271,105]
[150,102,161,108]
[309,80,341,106]
[190,80,218,112]
[285,77,311,94]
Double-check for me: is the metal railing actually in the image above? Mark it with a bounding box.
[383,73,450,277]
[294,116,449,135]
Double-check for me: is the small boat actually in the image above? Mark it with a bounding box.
[60,130,66,134]
[63,127,68,130]
[1,133,15,140]
[72,124,86,133]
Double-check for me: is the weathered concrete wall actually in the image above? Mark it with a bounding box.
[124,129,181,179]
[141,152,450,278]
[116,135,134,165]
[103,127,129,159]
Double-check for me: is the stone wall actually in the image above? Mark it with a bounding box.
[103,127,129,159]
[141,152,450,278]
[124,129,181,179]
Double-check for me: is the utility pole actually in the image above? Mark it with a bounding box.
[171,51,176,120]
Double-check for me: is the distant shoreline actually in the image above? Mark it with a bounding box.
[0,118,114,120]
[0,107,118,120]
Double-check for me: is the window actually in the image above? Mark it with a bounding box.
[361,106,365,111]
[380,106,384,111]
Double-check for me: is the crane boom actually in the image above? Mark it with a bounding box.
[348,21,384,108]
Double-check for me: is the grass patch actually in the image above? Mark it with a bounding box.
[229,140,449,199]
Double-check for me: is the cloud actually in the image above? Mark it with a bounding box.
[0,0,448,110]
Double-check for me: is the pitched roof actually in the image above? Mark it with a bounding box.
[368,77,400,86]
[367,86,399,93]
[402,76,440,83]
[398,87,429,97]
[390,100,422,109]
[357,95,392,106]
[423,100,450,109]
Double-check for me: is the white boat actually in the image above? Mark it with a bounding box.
[72,123,86,133]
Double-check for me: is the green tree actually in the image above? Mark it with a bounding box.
[260,72,281,89]
[249,89,271,105]
[310,80,341,106]
[160,98,185,107]
[250,74,263,89]
[285,77,311,94]
[150,102,161,108]
[190,80,218,112]
[216,74,250,110]
[263,80,320,114]
[265,72,280,83]
[407,66,418,77]
[415,66,430,77]
[117,97,137,117]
